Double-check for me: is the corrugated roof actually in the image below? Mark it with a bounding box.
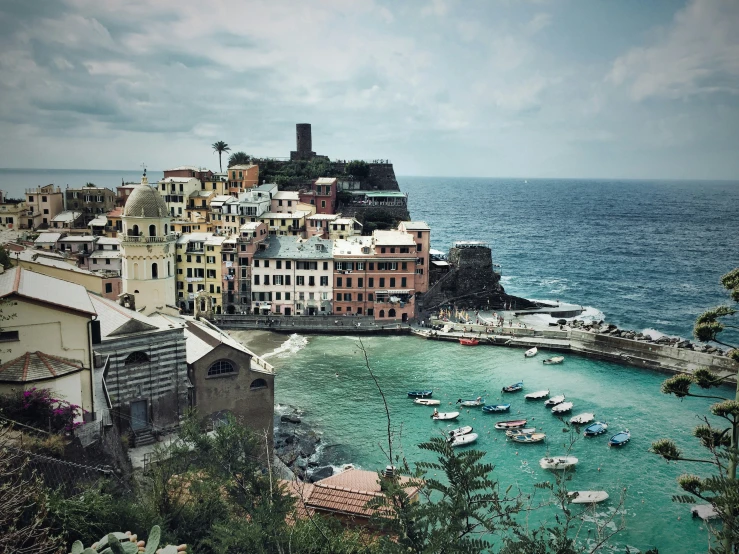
[273,191,300,200]
[254,235,333,260]
[0,352,84,382]
[332,236,373,256]
[315,177,337,184]
[0,267,95,315]
[96,237,121,245]
[52,211,82,222]
[372,230,415,246]
[59,235,96,242]
[400,221,430,230]
[34,232,62,243]
[89,250,121,259]
[259,211,310,219]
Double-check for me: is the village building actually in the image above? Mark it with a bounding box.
[34,231,64,250]
[305,213,339,239]
[237,183,275,223]
[51,210,84,231]
[85,237,122,275]
[398,221,431,293]
[65,185,117,225]
[24,185,64,230]
[116,183,139,207]
[175,233,225,314]
[299,177,337,215]
[270,191,300,214]
[222,221,269,314]
[328,217,363,240]
[163,165,214,183]
[259,210,311,237]
[227,164,259,194]
[0,197,30,230]
[157,176,202,218]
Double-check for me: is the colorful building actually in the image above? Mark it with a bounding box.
[25,185,64,229]
[175,233,225,314]
[227,164,259,194]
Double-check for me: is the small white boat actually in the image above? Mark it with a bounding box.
[449,432,478,447]
[509,432,546,443]
[495,419,528,430]
[505,427,536,437]
[568,491,609,504]
[432,411,460,421]
[551,401,574,414]
[539,456,578,470]
[448,426,473,438]
[542,356,564,365]
[544,395,565,407]
[524,347,538,358]
[457,397,485,407]
[414,398,440,406]
[569,413,595,425]
[525,390,550,400]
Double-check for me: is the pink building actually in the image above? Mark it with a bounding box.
[299,177,337,214]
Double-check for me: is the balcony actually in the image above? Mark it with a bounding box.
[122,235,175,244]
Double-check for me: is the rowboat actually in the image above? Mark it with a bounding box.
[414,398,440,406]
[509,432,546,443]
[539,456,578,470]
[542,356,565,365]
[459,338,479,346]
[482,404,511,413]
[502,382,524,393]
[609,430,631,447]
[447,426,473,438]
[568,491,609,504]
[449,432,478,447]
[506,427,536,437]
[457,397,485,407]
[494,419,528,430]
[524,347,538,358]
[525,390,550,400]
[432,411,460,421]
[551,401,574,414]
[584,421,608,437]
[569,413,595,425]
[544,395,565,407]
[408,390,432,398]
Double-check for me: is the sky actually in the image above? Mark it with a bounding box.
[0,0,738,179]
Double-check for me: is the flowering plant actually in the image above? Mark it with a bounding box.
[2,387,86,433]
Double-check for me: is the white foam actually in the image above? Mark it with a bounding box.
[640,328,666,340]
[262,333,308,359]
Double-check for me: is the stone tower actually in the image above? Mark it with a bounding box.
[120,170,176,315]
[290,123,316,161]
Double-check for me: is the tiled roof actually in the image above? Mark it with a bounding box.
[88,294,175,339]
[0,267,95,315]
[0,351,83,382]
[34,232,62,244]
[254,235,333,260]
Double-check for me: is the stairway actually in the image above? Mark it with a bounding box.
[133,427,156,447]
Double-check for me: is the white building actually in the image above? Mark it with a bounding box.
[87,237,122,274]
[270,191,300,213]
[157,176,201,218]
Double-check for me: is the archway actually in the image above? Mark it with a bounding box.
[151,263,158,279]
[379,309,385,318]
[132,224,139,236]
[389,308,396,318]
[149,224,156,237]
[226,304,236,314]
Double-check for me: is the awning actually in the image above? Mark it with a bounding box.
[88,216,108,227]
[432,260,450,266]
[378,289,412,295]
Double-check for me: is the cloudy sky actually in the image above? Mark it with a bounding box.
[1,0,738,179]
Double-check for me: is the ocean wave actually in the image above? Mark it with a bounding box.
[262,333,308,359]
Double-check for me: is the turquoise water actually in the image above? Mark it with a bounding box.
[272,333,732,552]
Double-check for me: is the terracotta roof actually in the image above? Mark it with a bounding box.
[0,351,83,382]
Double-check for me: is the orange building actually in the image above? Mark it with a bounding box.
[227,164,259,195]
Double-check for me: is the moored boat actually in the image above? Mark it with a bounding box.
[551,401,574,414]
[544,395,565,407]
[569,412,595,425]
[525,347,538,358]
[584,421,608,437]
[525,390,550,400]
[494,419,528,430]
[448,426,473,438]
[539,456,578,470]
[457,397,485,407]
[414,398,440,406]
[432,411,460,421]
[502,381,524,393]
[408,390,433,398]
[449,432,479,447]
[482,404,511,413]
[568,491,609,504]
[459,338,479,346]
[609,430,631,447]
[543,356,565,365]
[509,432,546,443]
[506,427,536,437]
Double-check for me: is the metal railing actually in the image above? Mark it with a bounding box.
[121,235,175,243]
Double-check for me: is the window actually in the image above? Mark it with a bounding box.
[356,262,364,270]
[380,278,385,287]
[276,292,281,300]
[208,359,236,376]
[369,263,375,270]
[346,278,352,287]
[381,247,386,253]
[276,260,282,269]
[297,276,304,286]
[390,278,396,287]
[416,268,424,275]
[337,277,342,287]
[343,293,351,301]
[358,278,364,288]
[369,278,374,287]
[105,283,113,293]
[308,276,315,286]
[369,293,374,301]
[285,292,291,300]
[401,277,407,287]
[274,275,283,285]
[286,261,291,269]
[124,351,149,366]
[320,276,328,286]
[264,275,270,285]
[254,260,260,267]
[264,260,270,268]
[323,262,328,270]
[250,378,268,390]
[254,275,260,285]
[390,247,395,253]
[0,331,19,342]
[285,275,291,286]
[416,244,422,252]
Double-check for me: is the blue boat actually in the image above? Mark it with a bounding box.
[502,382,523,393]
[609,430,631,447]
[408,390,433,398]
[482,404,511,413]
[584,421,608,437]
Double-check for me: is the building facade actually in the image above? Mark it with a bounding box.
[25,185,64,229]
[65,185,117,225]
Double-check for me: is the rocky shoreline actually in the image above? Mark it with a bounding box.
[273,406,337,483]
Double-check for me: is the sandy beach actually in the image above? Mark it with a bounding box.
[227,329,286,357]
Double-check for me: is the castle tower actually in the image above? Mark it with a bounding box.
[290,123,316,161]
[120,170,176,315]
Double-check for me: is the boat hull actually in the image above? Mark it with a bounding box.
[408,390,433,398]
[525,390,550,400]
[494,419,528,430]
[540,456,578,470]
[482,404,511,413]
[414,399,440,406]
[509,432,546,443]
[432,411,460,421]
[450,432,479,447]
[569,491,609,504]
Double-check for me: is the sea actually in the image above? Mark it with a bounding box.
[4,169,739,552]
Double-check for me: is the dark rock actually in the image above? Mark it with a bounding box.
[297,458,308,470]
[281,414,302,424]
[309,466,334,483]
[308,460,320,467]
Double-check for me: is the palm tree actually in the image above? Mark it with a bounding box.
[212,141,230,172]
[228,151,251,167]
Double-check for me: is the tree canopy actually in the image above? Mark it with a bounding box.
[228,151,251,167]
[212,141,230,172]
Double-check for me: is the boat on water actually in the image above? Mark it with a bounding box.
[569,413,595,425]
[459,338,479,346]
[408,390,433,398]
[457,397,485,407]
[495,419,528,430]
[539,456,578,470]
[609,430,631,447]
[502,381,524,393]
[525,347,538,358]
[568,491,609,504]
[525,390,550,400]
[509,432,546,443]
[551,401,574,414]
[449,432,479,447]
[432,411,460,421]
[506,427,536,437]
[482,404,511,413]
[543,356,565,365]
[414,398,440,406]
[448,426,473,438]
[584,421,608,436]
[544,395,565,407]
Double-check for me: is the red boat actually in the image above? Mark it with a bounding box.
[459,338,479,346]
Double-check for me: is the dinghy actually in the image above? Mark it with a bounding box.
[459,338,479,346]
[431,411,460,421]
[482,404,511,413]
[608,430,631,447]
[551,401,574,414]
[509,432,546,443]
[544,395,565,407]
[449,432,478,447]
[408,390,433,398]
[506,427,536,437]
[414,398,440,406]
[525,390,550,400]
[542,356,564,365]
[568,491,609,504]
[539,456,578,470]
[524,347,538,357]
[495,419,528,430]
[448,426,473,438]
[502,382,524,393]
[569,413,595,425]
[584,421,608,437]
[457,397,485,407]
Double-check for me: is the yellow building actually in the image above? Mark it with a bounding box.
[258,210,311,237]
[175,233,226,314]
[0,199,30,229]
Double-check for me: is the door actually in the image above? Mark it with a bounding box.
[130,400,148,430]
[402,313,408,323]
[284,307,291,316]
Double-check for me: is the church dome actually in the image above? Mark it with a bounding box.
[123,184,168,218]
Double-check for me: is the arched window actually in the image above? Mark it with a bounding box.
[250,378,268,390]
[164,224,168,235]
[216,305,222,314]
[379,309,385,318]
[125,351,149,366]
[151,263,158,279]
[389,308,396,318]
[149,224,156,237]
[132,224,139,236]
[207,359,236,376]
[167,261,171,276]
